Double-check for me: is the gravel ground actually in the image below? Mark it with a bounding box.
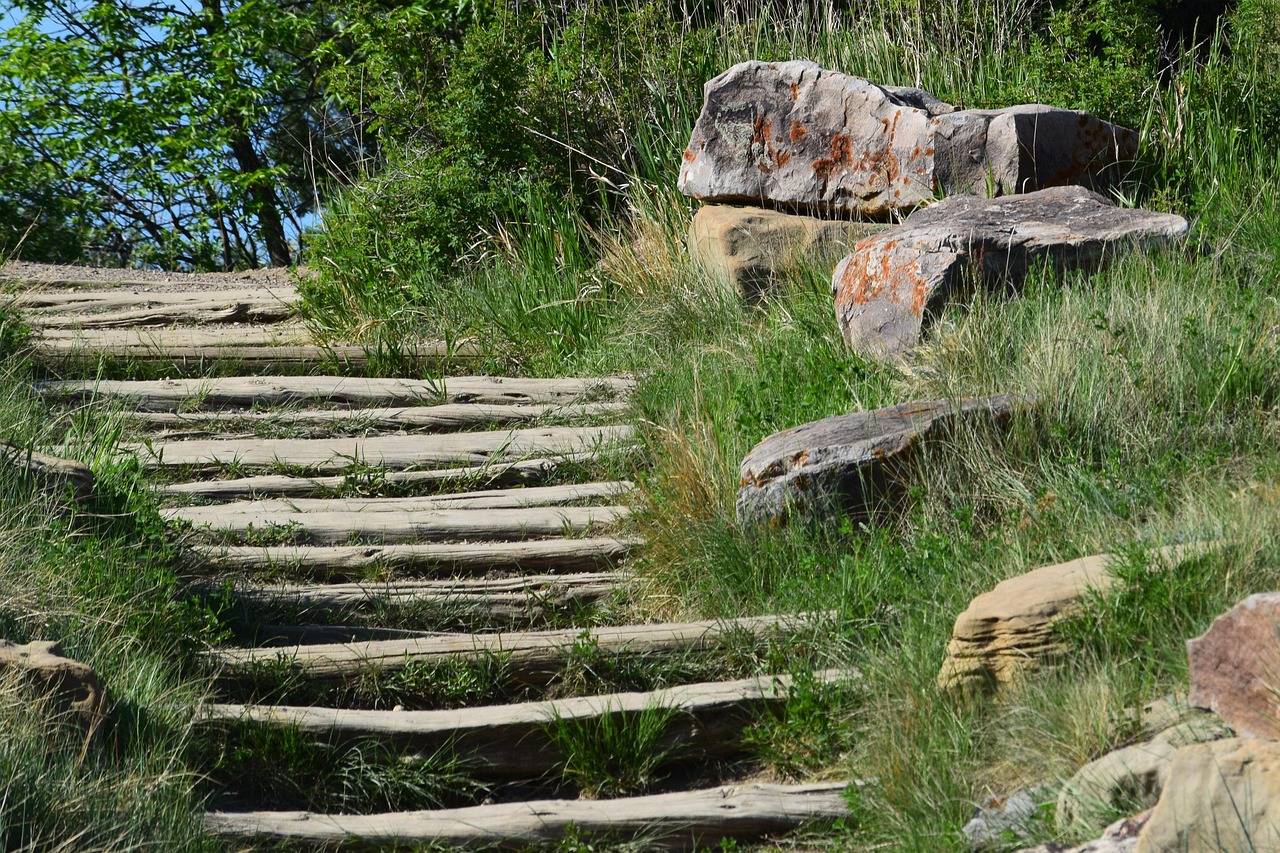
[0,261,308,293]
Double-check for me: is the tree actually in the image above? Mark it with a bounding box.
[0,0,367,269]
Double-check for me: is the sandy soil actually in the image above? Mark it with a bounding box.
[0,261,309,292]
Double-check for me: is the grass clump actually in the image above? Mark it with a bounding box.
[545,703,681,797]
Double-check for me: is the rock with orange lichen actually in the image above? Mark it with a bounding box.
[832,186,1189,360]
[736,395,1025,528]
[678,60,1140,218]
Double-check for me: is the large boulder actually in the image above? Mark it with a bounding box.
[1187,592,1280,740]
[832,187,1190,360]
[1057,742,1177,835]
[1135,739,1280,852]
[0,639,105,723]
[938,545,1210,693]
[678,60,1139,219]
[689,205,884,298]
[736,395,1024,528]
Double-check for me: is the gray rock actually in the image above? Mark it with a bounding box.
[688,204,885,298]
[1188,592,1280,740]
[736,394,1024,528]
[678,61,1139,219]
[831,187,1189,359]
[964,789,1048,849]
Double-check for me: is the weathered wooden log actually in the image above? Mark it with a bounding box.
[0,440,94,502]
[27,302,295,328]
[207,613,824,682]
[127,401,628,432]
[174,504,630,545]
[131,426,634,473]
[40,375,635,411]
[188,537,641,580]
[15,288,297,311]
[164,482,635,524]
[202,669,854,776]
[222,572,623,624]
[156,450,632,499]
[202,781,852,849]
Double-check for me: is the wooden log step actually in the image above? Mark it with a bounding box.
[157,452,627,500]
[30,328,373,369]
[166,482,635,523]
[202,781,852,849]
[130,425,634,473]
[126,401,628,432]
[39,375,635,411]
[14,288,297,310]
[223,572,622,621]
[203,669,852,776]
[26,300,295,328]
[207,613,820,682]
[189,537,640,580]
[176,504,630,545]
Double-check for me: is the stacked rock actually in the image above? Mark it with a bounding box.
[677,60,1189,527]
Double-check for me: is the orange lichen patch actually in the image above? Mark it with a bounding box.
[682,148,697,163]
[790,82,799,100]
[813,134,855,181]
[834,237,934,320]
[789,121,808,142]
[751,115,791,172]
[790,449,811,468]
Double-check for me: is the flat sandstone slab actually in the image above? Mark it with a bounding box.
[833,186,1189,359]
[679,60,1138,219]
[689,204,884,297]
[737,395,1023,527]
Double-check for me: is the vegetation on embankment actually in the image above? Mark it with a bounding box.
[297,0,1280,848]
[0,347,221,849]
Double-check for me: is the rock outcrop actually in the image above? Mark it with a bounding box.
[1017,811,1149,853]
[831,187,1190,360]
[679,61,1140,219]
[689,205,884,297]
[736,395,1024,528]
[938,545,1210,693]
[1187,592,1280,740]
[0,639,105,722]
[1135,739,1280,852]
[0,440,94,503]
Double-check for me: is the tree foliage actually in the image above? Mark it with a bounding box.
[0,0,366,269]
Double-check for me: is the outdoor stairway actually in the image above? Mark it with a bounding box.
[21,275,854,850]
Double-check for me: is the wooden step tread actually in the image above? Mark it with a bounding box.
[165,481,635,520]
[15,288,298,310]
[176,504,630,545]
[131,425,633,473]
[203,670,853,776]
[128,401,627,431]
[190,537,641,579]
[224,573,622,622]
[40,375,635,410]
[159,452,629,499]
[202,781,851,848]
[207,613,821,681]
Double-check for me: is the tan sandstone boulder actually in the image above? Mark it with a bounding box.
[1187,592,1280,740]
[0,639,106,723]
[678,61,1139,219]
[688,205,884,298]
[1135,739,1280,852]
[939,545,1209,693]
